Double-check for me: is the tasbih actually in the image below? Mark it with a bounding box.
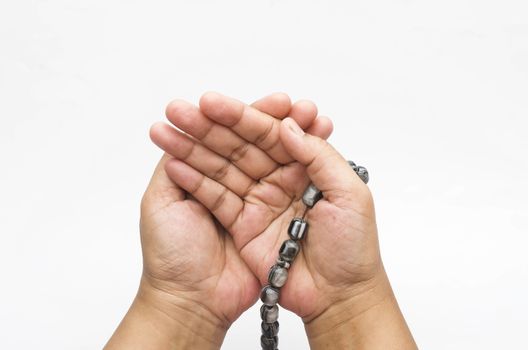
[259,161,370,350]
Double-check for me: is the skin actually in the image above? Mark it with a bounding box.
[105,93,334,349]
[107,92,417,349]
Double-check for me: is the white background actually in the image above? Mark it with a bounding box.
[1,0,527,349]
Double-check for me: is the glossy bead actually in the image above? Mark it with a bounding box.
[302,183,323,208]
[347,160,357,168]
[260,304,279,323]
[260,285,280,306]
[261,321,280,337]
[355,166,369,184]
[279,239,300,262]
[288,218,308,240]
[276,257,290,269]
[260,335,278,350]
[268,265,288,288]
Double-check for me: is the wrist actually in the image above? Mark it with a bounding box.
[304,268,417,350]
[105,277,227,350]
[139,277,228,347]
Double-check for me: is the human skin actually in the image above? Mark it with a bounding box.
[150,92,418,349]
[104,93,333,349]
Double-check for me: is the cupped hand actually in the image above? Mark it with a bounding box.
[150,91,384,324]
[142,92,333,331]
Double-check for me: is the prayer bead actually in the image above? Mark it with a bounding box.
[355,165,369,184]
[302,183,322,208]
[260,285,280,306]
[260,335,278,350]
[261,321,280,337]
[268,265,288,288]
[288,218,308,241]
[278,239,299,262]
[260,304,279,323]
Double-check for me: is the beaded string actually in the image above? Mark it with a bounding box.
[259,161,369,350]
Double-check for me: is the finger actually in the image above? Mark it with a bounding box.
[288,99,319,131]
[150,122,255,197]
[279,118,366,203]
[250,92,291,118]
[199,92,319,164]
[304,115,334,140]
[165,99,278,179]
[164,158,244,231]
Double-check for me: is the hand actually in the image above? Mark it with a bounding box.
[151,92,375,317]
[152,92,416,349]
[106,93,331,349]
[141,93,331,343]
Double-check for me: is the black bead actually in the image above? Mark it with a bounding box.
[279,239,300,262]
[260,285,280,306]
[260,304,279,323]
[302,183,323,208]
[288,218,308,240]
[268,265,288,288]
[260,335,278,350]
[261,321,279,337]
[355,166,369,184]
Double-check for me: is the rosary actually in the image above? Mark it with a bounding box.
[259,161,369,350]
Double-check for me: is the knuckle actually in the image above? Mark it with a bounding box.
[254,120,277,149]
[210,187,229,213]
[229,141,250,162]
[211,160,231,181]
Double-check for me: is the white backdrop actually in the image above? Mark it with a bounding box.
[1,0,527,349]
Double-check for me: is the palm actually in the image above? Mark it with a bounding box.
[140,157,259,325]
[228,162,380,320]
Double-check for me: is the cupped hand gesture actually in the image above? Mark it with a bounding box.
[142,92,333,333]
[150,92,382,325]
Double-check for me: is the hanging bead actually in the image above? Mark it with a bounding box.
[279,239,300,262]
[302,183,322,208]
[355,165,369,184]
[260,304,279,323]
[268,265,288,288]
[260,335,279,350]
[261,321,280,337]
[260,285,280,306]
[288,218,308,240]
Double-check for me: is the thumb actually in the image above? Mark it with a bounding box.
[280,117,365,202]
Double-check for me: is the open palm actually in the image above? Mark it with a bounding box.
[140,153,261,326]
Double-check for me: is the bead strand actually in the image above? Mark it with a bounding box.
[259,161,369,350]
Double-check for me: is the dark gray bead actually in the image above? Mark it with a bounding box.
[279,239,300,262]
[261,321,279,337]
[288,218,308,240]
[276,257,291,269]
[302,183,323,208]
[260,335,278,350]
[260,304,279,323]
[260,285,280,306]
[355,166,369,184]
[268,265,288,288]
[347,160,357,169]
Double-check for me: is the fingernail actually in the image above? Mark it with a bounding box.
[286,118,304,136]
